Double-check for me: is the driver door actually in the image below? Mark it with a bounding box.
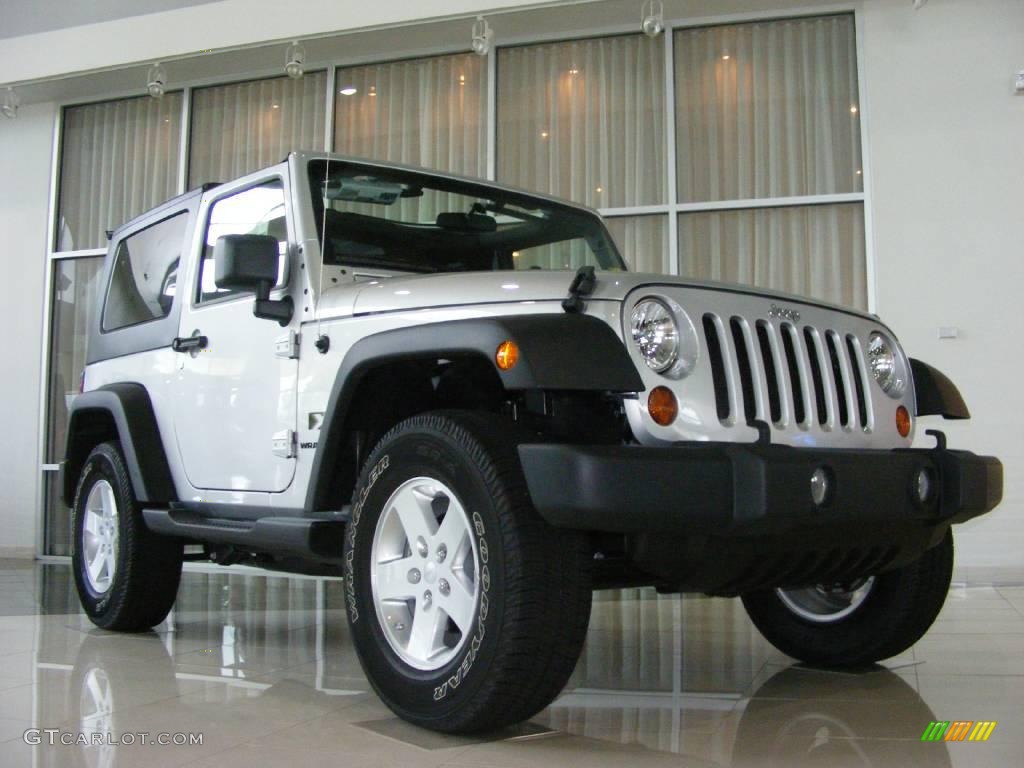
[172,174,298,493]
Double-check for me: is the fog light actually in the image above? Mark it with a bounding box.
[810,468,832,507]
[914,467,933,504]
[647,386,678,426]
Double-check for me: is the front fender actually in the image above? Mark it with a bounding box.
[305,313,643,511]
[910,359,970,420]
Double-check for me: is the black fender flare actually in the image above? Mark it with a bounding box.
[910,359,970,420]
[62,383,177,506]
[305,313,644,511]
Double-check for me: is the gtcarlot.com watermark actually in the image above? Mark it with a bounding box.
[24,729,203,747]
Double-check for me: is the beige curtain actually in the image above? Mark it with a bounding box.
[334,53,487,177]
[498,34,667,209]
[189,72,326,187]
[58,94,183,251]
[678,203,867,310]
[675,15,862,203]
[605,215,669,274]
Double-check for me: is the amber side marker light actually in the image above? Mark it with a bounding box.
[495,340,519,370]
[648,386,679,426]
[896,405,912,438]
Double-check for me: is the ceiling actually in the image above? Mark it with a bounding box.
[0,0,224,39]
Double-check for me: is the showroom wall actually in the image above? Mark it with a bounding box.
[861,0,1023,574]
[0,0,1020,573]
[0,101,56,557]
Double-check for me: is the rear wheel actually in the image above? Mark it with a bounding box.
[72,442,183,631]
[344,411,592,733]
[741,531,954,667]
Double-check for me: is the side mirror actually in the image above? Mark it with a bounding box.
[213,234,293,326]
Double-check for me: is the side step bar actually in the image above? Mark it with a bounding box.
[142,508,345,561]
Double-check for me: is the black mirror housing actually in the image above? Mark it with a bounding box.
[213,234,279,293]
[213,234,293,326]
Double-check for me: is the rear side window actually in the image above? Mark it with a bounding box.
[102,212,188,331]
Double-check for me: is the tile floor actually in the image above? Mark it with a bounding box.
[0,559,1021,767]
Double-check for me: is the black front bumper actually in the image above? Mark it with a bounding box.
[518,438,1002,537]
[518,436,1002,594]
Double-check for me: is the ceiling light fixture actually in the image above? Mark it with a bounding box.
[2,86,19,119]
[641,0,664,37]
[285,41,306,79]
[471,16,494,57]
[339,86,358,96]
[147,63,166,99]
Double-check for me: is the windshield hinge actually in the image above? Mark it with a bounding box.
[272,429,297,459]
[562,265,597,313]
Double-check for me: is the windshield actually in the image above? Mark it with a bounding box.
[307,160,625,275]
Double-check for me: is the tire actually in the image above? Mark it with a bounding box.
[72,441,183,631]
[343,410,592,733]
[741,530,954,668]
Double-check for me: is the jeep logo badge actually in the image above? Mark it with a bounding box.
[768,303,801,323]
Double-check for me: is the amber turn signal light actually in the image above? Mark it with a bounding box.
[896,405,911,438]
[648,386,678,426]
[495,340,519,370]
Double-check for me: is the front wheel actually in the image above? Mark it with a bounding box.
[741,531,954,668]
[344,411,592,733]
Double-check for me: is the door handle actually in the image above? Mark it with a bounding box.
[172,333,208,353]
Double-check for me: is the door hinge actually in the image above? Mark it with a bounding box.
[275,330,300,359]
[272,429,296,459]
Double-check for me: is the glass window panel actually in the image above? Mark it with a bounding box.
[189,72,326,186]
[604,215,669,273]
[102,212,189,330]
[678,203,866,310]
[334,54,487,177]
[675,15,863,203]
[45,256,105,555]
[58,94,183,252]
[498,34,667,208]
[198,181,287,303]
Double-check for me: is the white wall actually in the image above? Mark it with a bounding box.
[0,101,56,557]
[862,0,1024,579]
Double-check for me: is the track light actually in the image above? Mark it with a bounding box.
[471,16,493,57]
[147,63,166,99]
[2,87,19,119]
[285,41,305,79]
[641,0,664,37]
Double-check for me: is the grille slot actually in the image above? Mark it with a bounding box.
[826,332,850,428]
[704,314,731,422]
[756,321,782,424]
[730,317,758,423]
[781,324,807,426]
[804,328,829,425]
[847,334,871,431]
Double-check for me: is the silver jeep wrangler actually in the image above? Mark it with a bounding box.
[63,152,1002,733]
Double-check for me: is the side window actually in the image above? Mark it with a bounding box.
[102,212,188,331]
[198,180,288,303]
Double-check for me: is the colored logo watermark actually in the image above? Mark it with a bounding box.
[921,721,996,742]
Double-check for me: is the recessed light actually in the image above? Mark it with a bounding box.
[850,105,859,114]
[272,104,279,109]
[340,87,358,96]
[540,130,549,138]
[721,54,731,60]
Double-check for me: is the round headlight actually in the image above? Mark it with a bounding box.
[868,332,905,397]
[631,299,680,373]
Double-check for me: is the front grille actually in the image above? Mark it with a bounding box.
[704,312,873,432]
